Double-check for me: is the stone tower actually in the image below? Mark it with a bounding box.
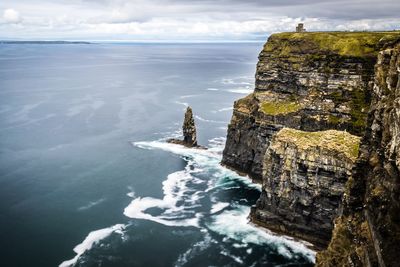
[296,23,306,32]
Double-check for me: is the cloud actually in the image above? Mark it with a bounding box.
[0,0,399,40]
[3,8,21,24]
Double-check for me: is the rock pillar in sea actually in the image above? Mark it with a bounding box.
[182,106,197,147]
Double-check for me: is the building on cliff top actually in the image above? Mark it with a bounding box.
[296,23,306,32]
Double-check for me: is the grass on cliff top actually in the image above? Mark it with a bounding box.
[260,100,301,115]
[265,31,400,57]
[276,128,361,161]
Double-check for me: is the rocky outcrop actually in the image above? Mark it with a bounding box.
[316,41,400,267]
[168,106,199,148]
[251,128,360,248]
[222,31,400,249]
[222,32,400,181]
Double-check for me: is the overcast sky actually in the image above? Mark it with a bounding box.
[1,0,399,41]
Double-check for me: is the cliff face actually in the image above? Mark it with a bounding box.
[252,129,360,248]
[222,32,399,180]
[316,41,400,267]
[222,31,400,249]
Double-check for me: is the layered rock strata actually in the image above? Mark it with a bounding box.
[222,32,400,181]
[251,128,360,248]
[222,31,400,250]
[316,41,400,267]
[168,106,199,148]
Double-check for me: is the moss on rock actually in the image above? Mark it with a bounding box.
[259,100,302,115]
[275,128,361,161]
[264,31,400,58]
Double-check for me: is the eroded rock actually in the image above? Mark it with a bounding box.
[168,106,201,148]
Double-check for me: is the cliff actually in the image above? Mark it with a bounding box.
[252,128,360,248]
[222,31,400,250]
[316,41,400,267]
[222,32,400,181]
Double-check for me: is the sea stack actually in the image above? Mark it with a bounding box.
[168,106,201,148]
[182,107,197,147]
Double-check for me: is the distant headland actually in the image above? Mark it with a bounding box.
[0,40,91,44]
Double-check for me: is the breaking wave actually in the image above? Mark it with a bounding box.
[59,224,126,267]
[128,136,315,263]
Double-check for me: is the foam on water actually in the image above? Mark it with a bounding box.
[59,224,125,267]
[124,167,202,227]
[77,198,106,211]
[215,107,233,112]
[225,87,253,94]
[207,205,316,262]
[210,202,230,214]
[129,136,315,262]
[194,115,226,124]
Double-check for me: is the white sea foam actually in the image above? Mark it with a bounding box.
[59,224,125,267]
[127,186,135,198]
[206,88,219,91]
[134,138,260,193]
[225,87,253,94]
[175,233,213,267]
[220,77,252,86]
[194,115,226,124]
[124,165,203,227]
[174,100,189,107]
[216,107,233,112]
[207,205,316,262]
[180,94,200,99]
[220,250,244,264]
[77,198,106,211]
[131,136,315,262]
[210,202,230,214]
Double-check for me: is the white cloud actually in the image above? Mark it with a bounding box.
[3,8,21,24]
[0,0,399,40]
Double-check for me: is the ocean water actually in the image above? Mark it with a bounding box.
[0,43,315,267]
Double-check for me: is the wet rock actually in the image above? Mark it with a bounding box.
[168,106,203,148]
[221,31,400,250]
[251,128,360,249]
[317,41,400,267]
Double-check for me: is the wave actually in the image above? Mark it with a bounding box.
[174,100,189,107]
[216,107,233,112]
[179,94,200,99]
[124,167,202,227]
[194,115,226,124]
[210,202,230,214]
[220,77,253,86]
[59,224,126,267]
[131,136,315,262]
[225,87,253,94]
[206,205,316,262]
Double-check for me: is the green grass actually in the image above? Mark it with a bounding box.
[260,100,301,115]
[276,128,361,161]
[264,31,400,57]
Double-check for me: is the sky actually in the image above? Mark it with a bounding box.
[0,0,399,41]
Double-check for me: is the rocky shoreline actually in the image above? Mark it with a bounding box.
[221,31,400,266]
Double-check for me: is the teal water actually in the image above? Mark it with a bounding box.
[0,43,315,267]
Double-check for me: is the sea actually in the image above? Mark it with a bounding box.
[0,42,315,267]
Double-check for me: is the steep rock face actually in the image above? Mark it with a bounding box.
[316,41,400,267]
[222,32,400,181]
[182,107,197,147]
[251,128,360,248]
[168,106,198,148]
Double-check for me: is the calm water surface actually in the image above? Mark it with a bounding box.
[0,43,315,267]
